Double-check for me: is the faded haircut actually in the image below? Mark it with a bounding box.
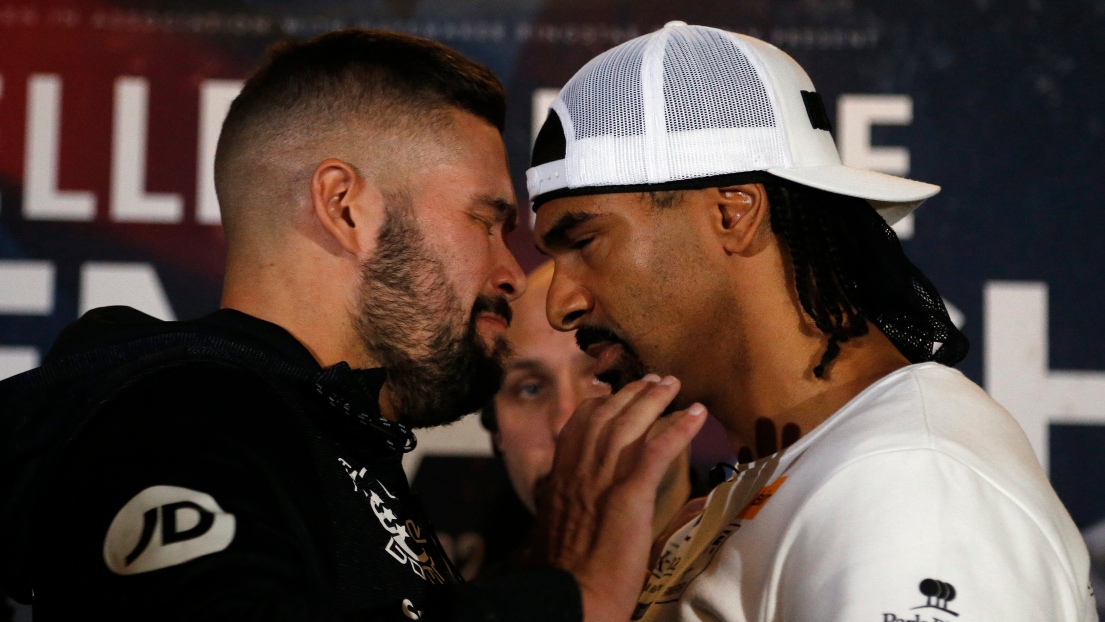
[214,28,506,235]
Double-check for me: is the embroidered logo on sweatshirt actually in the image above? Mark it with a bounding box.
[339,457,445,584]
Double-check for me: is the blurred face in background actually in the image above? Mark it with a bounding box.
[491,262,611,513]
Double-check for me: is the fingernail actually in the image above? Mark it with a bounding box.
[642,373,661,383]
[687,403,706,416]
[659,375,676,386]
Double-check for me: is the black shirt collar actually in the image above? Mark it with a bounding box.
[197,309,322,371]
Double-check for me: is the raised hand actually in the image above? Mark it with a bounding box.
[536,374,707,622]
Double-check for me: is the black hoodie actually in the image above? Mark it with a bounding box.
[0,307,580,621]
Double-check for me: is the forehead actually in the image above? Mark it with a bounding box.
[533,192,649,236]
[431,111,510,185]
[406,110,517,215]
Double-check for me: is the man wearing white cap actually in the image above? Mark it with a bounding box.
[531,22,1096,622]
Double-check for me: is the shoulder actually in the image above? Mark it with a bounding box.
[90,360,300,440]
[60,360,315,492]
[107,359,290,410]
[779,365,1091,603]
[781,442,1091,618]
[811,362,1082,542]
[804,363,1039,477]
[51,359,323,537]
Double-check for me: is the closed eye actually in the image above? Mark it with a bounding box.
[571,237,594,250]
[470,214,496,236]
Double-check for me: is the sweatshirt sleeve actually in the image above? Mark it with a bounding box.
[776,449,1096,622]
[32,367,581,622]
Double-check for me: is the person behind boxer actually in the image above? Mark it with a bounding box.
[482,261,704,550]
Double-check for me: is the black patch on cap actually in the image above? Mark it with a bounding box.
[531,109,567,167]
[801,91,833,132]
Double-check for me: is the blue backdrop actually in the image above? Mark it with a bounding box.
[1,0,1102,616]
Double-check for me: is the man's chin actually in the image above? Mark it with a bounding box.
[398,400,484,430]
[596,368,630,392]
[601,369,663,394]
[392,372,503,430]
[663,393,694,417]
[596,353,650,393]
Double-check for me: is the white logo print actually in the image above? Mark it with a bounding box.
[103,485,236,575]
[339,458,445,584]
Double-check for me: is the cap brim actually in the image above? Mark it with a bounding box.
[766,165,940,225]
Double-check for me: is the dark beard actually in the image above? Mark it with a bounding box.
[575,325,650,393]
[355,194,511,428]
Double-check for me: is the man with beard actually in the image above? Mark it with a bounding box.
[529,22,1095,622]
[477,261,709,575]
[0,29,704,621]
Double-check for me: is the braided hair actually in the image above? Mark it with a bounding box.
[763,178,968,378]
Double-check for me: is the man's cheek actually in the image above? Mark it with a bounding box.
[530,450,559,497]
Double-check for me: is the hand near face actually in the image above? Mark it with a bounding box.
[535,374,706,622]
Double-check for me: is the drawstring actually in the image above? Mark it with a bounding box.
[314,363,417,455]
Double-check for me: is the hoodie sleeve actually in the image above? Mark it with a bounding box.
[30,365,582,622]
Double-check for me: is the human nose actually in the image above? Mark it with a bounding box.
[489,236,526,303]
[546,265,592,331]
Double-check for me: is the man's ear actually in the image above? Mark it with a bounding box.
[311,158,385,259]
[713,183,770,256]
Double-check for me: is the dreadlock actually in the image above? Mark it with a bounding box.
[764,178,968,378]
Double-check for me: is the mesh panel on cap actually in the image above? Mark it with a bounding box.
[663,28,776,132]
[561,37,649,139]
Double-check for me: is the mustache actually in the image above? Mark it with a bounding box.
[472,294,513,326]
[575,324,629,353]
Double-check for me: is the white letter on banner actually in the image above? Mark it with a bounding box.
[196,80,243,225]
[110,77,183,223]
[531,88,559,146]
[985,281,1105,473]
[80,262,176,321]
[837,95,914,239]
[0,260,56,379]
[0,74,3,213]
[24,74,97,221]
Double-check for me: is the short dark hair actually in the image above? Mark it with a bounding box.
[224,28,504,135]
[215,29,506,228]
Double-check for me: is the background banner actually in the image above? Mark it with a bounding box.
[1,0,1102,616]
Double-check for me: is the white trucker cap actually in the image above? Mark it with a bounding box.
[526,22,939,224]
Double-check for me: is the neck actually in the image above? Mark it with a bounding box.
[692,253,911,462]
[221,250,375,372]
[718,320,909,461]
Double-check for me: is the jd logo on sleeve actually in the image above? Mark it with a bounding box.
[103,485,236,575]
